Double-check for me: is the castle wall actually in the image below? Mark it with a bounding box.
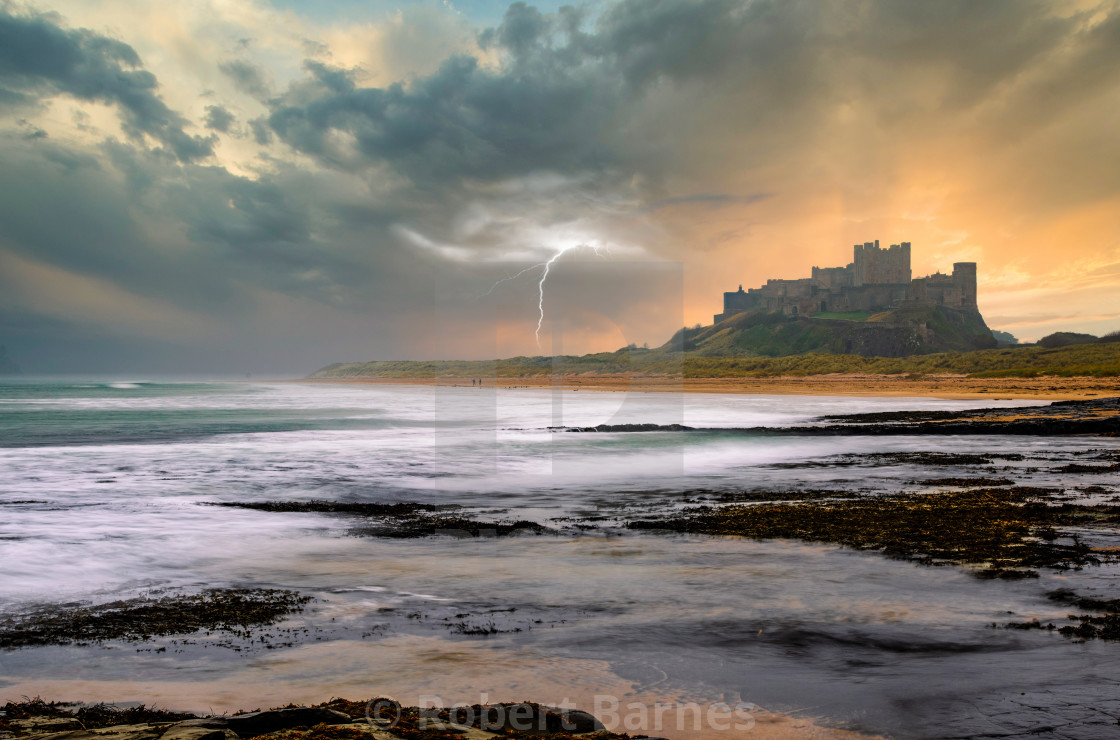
[906,262,977,310]
[811,265,854,289]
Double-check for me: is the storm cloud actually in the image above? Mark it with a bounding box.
[1,0,1119,373]
[203,105,236,133]
[0,7,215,162]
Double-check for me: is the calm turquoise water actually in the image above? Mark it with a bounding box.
[1,380,1118,739]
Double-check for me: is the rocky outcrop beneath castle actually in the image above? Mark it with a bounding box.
[680,305,997,358]
[834,305,996,356]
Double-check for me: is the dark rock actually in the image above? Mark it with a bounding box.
[159,727,237,740]
[472,703,603,735]
[545,707,603,733]
[559,398,1120,437]
[354,517,548,539]
[203,501,449,516]
[160,720,237,740]
[225,708,350,737]
[627,486,1105,578]
[0,589,311,649]
[162,720,230,729]
[564,424,695,433]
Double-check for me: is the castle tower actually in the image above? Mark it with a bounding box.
[853,240,911,286]
[952,262,978,308]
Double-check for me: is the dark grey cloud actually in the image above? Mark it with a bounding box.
[218,59,272,100]
[248,116,273,144]
[644,193,772,213]
[203,104,236,133]
[259,0,827,188]
[259,0,1120,196]
[17,119,47,139]
[265,18,627,183]
[0,127,431,377]
[0,6,215,162]
[478,1,550,58]
[0,141,230,310]
[93,141,397,309]
[36,141,100,172]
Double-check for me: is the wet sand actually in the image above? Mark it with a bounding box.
[297,374,1120,401]
[1,636,885,740]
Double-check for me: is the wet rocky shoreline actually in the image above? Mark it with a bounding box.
[206,501,552,539]
[0,590,311,650]
[3,395,1120,740]
[0,699,633,740]
[563,395,1120,436]
[627,486,1120,640]
[6,399,1116,649]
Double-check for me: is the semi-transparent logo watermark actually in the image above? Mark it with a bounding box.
[364,694,757,734]
[431,259,687,475]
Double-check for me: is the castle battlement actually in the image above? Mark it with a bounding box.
[715,242,977,323]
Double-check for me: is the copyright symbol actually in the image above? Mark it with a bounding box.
[365,698,402,727]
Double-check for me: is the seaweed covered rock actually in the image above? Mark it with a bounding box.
[470,703,603,735]
[0,590,312,649]
[36,725,162,740]
[161,720,239,740]
[226,709,351,737]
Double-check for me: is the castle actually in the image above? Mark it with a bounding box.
[714,241,978,323]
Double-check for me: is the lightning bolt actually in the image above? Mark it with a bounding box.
[401,223,615,349]
[485,243,604,349]
[482,263,544,297]
[534,245,575,348]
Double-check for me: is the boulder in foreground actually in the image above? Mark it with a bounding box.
[226,708,351,736]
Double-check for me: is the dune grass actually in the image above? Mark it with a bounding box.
[310,340,1120,379]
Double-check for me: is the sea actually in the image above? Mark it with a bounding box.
[1,379,1119,739]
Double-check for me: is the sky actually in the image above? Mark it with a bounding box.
[1,0,1119,374]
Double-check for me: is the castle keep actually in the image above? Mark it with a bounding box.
[714,241,978,323]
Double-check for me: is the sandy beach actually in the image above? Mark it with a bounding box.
[297,374,1120,401]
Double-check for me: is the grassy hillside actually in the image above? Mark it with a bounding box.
[309,306,1120,380]
[677,342,1120,377]
[673,305,996,358]
[310,339,1120,379]
[310,352,640,379]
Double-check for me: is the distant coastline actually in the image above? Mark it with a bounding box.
[296,374,1120,401]
[303,338,1120,400]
